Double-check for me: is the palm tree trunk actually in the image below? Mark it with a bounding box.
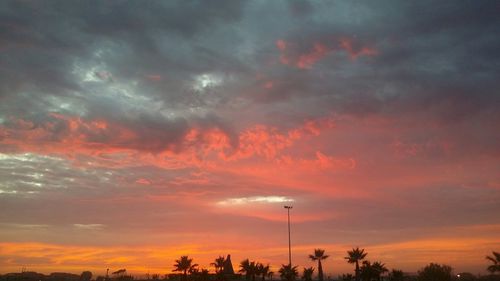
[318,260,324,281]
[355,262,360,281]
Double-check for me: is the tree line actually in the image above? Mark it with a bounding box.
[1,250,498,281]
[170,249,500,281]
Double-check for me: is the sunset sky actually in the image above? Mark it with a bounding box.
[1,0,499,277]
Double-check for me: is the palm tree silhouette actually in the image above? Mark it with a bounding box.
[302,267,314,281]
[240,259,251,280]
[279,264,299,281]
[267,269,274,281]
[388,269,404,281]
[212,256,226,274]
[198,269,210,281]
[309,249,329,281]
[240,259,258,281]
[360,261,374,281]
[174,256,198,281]
[371,262,388,281]
[486,251,500,274]
[345,247,367,281]
[257,263,272,281]
[249,261,258,281]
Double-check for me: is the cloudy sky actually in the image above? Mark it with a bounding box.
[1,0,499,277]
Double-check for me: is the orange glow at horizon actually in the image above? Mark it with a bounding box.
[2,228,499,276]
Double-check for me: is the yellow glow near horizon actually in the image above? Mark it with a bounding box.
[1,229,499,276]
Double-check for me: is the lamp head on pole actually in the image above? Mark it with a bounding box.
[284,205,293,209]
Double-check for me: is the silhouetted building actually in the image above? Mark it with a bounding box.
[223,255,234,275]
[48,272,79,281]
[0,271,45,281]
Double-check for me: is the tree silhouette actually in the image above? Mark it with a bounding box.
[250,261,258,281]
[360,261,375,281]
[372,262,388,281]
[193,268,210,281]
[417,263,452,281]
[279,264,299,281]
[340,274,354,281]
[112,269,127,277]
[240,259,258,281]
[302,267,314,281]
[388,269,404,281]
[110,269,132,281]
[345,247,368,281]
[240,259,251,281]
[309,249,329,281]
[212,256,226,276]
[174,256,198,281]
[359,260,387,281]
[486,251,500,274]
[257,263,272,281]
[80,271,92,281]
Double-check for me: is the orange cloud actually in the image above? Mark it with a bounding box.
[276,38,378,69]
[0,114,338,172]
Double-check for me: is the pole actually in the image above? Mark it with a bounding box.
[284,205,293,266]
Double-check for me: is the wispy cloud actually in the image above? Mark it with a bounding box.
[216,196,294,206]
[73,224,105,230]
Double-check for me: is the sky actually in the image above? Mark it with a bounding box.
[0,0,499,277]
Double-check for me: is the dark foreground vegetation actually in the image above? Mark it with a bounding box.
[1,250,498,281]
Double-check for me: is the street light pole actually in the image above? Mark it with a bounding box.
[284,205,293,266]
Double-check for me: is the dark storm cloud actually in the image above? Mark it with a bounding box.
[1,0,497,127]
[0,0,251,153]
[0,0,248,101]
[240,0,500,116]
[0,0,498,165]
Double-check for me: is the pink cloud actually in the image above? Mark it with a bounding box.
[276,37,378,69]
[0,113,338,171]
[339,38,378,59]
[135,178,152,185]
[276,39,287,51]
[263,81,274,89]
[145,74,162,81]
[296,43,332,69]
